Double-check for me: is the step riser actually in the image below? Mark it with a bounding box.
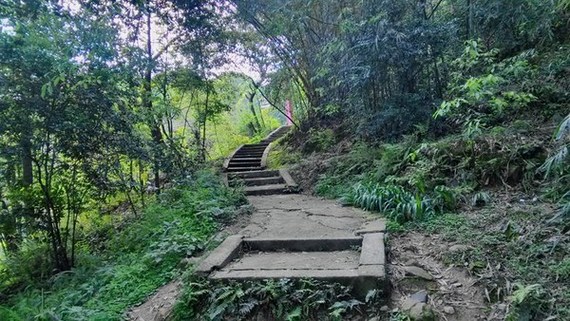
[242,144,269,147]
[230,157,261,164]
[229,170,280,179]
[246,188,288,196]
[234,154,264,158]
[238,149,267,152]
[229,162,261,167]
[226,167,263,172]
[230,177,284,187]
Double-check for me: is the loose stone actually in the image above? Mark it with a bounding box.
[443,306,455,314]
[403,266,434,280]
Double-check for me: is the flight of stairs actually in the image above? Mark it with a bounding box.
[223,126,297,196]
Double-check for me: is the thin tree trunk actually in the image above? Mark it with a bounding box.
[248,83,261,132]
[468,0,474,39]
[201,90,210,162]
[144,5,162,194]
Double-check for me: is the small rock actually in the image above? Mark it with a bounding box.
[367,317,380,321]
[403,266,434,280]
[411,290,428,303]
[380,305,389,312]
[402,298,417,311]
[404,302,435,321]
[451,282,462,288]
[409,302,427,319]
[402,290,429,311]
[497,303,507,311]
[443,306,455,314]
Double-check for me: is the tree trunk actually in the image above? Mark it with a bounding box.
[201,90,209,162]
[21,135,33,187]
[468,0,474,39]
[145,5,162,194]
[248,83,261,132]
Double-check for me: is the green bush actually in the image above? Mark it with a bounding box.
[302,128,336,153]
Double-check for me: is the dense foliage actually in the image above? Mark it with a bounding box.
[1,0,569,319]
[0,171,246,320]
[0,0,279,317]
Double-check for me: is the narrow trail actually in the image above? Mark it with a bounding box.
[128,126,386,320]
[127,126,492,321]
[199,126,387,297]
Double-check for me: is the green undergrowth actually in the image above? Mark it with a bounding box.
[266,136,302,170]
[415,205,570,320]
[171,277,383,321]
[0,171,247,321]
[312,125,548,223]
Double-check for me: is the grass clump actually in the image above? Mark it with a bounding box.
[0,170,246,321]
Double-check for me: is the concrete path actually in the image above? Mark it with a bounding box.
[240,194,369,238]
[197,128,388,298]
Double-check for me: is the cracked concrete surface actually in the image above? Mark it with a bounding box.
[240,194,370,238]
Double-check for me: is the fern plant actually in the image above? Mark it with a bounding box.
[540,113,570,220]
[540,113,570,177]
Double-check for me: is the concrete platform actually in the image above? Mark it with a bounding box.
[225,250,360,271]
[197,231,387,298]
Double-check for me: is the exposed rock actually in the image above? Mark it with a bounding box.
[380,305,389,312]
[443,306,456,314]
[410,290,428,303]
[401,300,435,321]
[403,266,434,280]
[400,290,435,320]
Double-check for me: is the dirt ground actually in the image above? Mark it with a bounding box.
[388,231,504,320]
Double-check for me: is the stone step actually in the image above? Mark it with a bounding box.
[226,166,263,172]
[234,151,264,155]
[244,143,270,147]
[244,184,289,196]
[230,176,284,187]
[228,161,261,168]
[229,170,280,179]
[233,154,264,159]
[203,232,387,299]
[229,157,261,162]
[239,148,267,152]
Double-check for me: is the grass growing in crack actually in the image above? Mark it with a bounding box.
[172,277,384,321]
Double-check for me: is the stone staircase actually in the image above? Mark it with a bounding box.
[223,126,297,195]
[197,126,388,301]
